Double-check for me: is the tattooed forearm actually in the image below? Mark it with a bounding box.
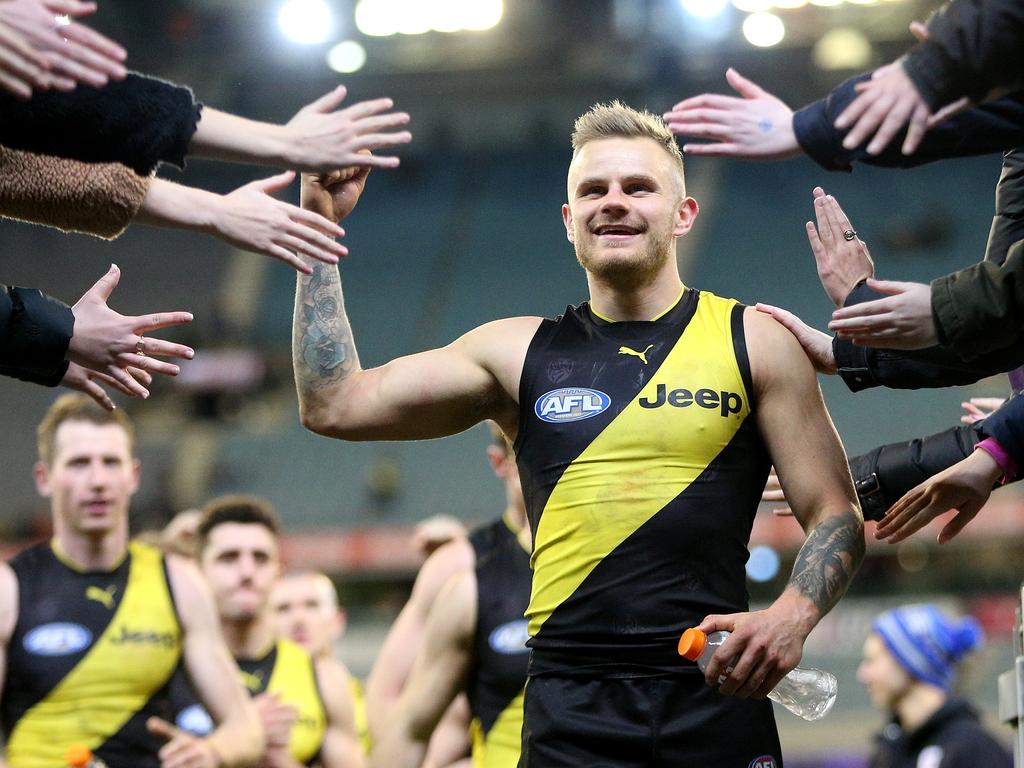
[787,510,864,619]
[292,262,361,396]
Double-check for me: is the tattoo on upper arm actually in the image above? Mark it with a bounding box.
[294,263,359,392]
[788,510,864,617]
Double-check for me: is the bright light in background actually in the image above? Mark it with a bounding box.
[746,546,781,582]
[354,0,503,36]
[773,0,807,8]
[742,11,785,46]
[732,0,773,11]
[327,40,367,73]
[814,27,872,69]
[354,0,396,36]
[809,0,843,6]
[277,0,335,45]
[396,4,433,35]
[461,0,504,30]
[679,0,729,18]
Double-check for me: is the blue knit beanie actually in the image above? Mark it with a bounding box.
[873,604,984,690]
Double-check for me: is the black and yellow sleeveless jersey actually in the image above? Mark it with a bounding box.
[348,675,372,755]
[466,515,531,768]
[514,288,769,675]
[1,540,182,768]
[170,638,327,765]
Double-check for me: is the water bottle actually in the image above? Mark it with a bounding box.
[678,627,837,721]
[65,744,109,768]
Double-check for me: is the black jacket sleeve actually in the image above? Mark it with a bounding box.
[0,72,202,175]
[0,285,73,386]
[834,281,1024,391]
[902,0,1024,111]
[793,73,1024,172]
[980,394,1024,472]
[849,423,982,521]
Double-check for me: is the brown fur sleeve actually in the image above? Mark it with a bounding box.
[0,145,151,239]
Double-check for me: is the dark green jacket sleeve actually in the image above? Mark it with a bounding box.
[931,237,1024,358]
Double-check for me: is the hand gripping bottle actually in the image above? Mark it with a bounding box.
[65,745,109,768]
[678,627,837,721]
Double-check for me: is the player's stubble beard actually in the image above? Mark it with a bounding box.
[574,217,676,288]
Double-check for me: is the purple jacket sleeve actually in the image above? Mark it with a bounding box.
[980,395,1024,472]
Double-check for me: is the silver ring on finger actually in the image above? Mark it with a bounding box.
[136,337,146,355]
[843,229,857,241]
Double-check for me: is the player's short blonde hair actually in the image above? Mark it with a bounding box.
[571,101,685,194]
[37,394,135,464]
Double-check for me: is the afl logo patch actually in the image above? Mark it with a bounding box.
[535,387,611,423]
[488,619,530,654]
[748,757,778,768]
[177,704,214,736]
[24,622,92,656]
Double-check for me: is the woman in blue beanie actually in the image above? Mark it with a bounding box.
[857,604,1011,768]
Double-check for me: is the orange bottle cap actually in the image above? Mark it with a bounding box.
[678,627,707,660]
[65,744,92,768]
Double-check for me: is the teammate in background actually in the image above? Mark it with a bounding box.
[169,495,364,768]
[0,394,261,768]
[271,571,372,754]
[371,429,531,768]
[858,604,1011,768]
[272,571,346,662]
[294,103,863,765]
[365,427,526,767]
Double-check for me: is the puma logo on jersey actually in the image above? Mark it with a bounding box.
[239,669,265,693]
[618,344,654,364]
[86,584,117,610]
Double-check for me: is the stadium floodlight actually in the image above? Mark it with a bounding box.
[277,0,335,45]
[354,0,398,36]
[679,0,729,19]
[355,0,503,36]
[460,0,503,31]
[395,2,433,35]
[732,0,773,12]
[327,40,367,73]
[814,27,872,69]
[742,11,784,46]
[431,0,466,33]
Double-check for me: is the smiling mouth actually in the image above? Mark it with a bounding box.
[594,225,643,237]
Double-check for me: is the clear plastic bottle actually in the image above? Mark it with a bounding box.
[65,744,109,768]
[678,627,837,721]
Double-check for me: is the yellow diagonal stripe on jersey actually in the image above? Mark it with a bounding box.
[527,294,750,637]
[267,639,326,765]
[471,687,525,768]
[7,542,181,767]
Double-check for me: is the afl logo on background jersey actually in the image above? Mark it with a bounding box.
[748,756,778,768]
[488,620,530,654]
[177,704,214,736]
[535,387,611,423]
[24,622,92,656]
